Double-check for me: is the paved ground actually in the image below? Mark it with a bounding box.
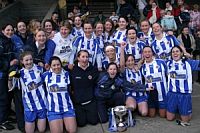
[1,82,200,133]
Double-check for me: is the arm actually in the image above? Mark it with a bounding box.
[188,60,200,71]
[44,39,56,65]
[119,42,126,72]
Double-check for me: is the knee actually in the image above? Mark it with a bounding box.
[140,111,148,117]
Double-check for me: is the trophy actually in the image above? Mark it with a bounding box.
[113,106,127,132]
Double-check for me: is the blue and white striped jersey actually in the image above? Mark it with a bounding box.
[124,39,146,63]
[143,28,155,46]
[167,59,200,94]
[141,59,168,101]
[71,27,84,37]
[69,34,102,68]
[151,35,180,60]
[43,69,74,113]
[20,64,47,111]
[104,32,114,45]
[124,68,147,97]
[102,55,120,70]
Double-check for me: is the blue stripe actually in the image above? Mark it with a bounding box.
[117,32,122,40]
[56,75,61,83]
[87,40,90,50]
[29,70,36,80]
[20,70,27,83]
[27,92,37,111]
[36,89,46,109]
[57,93,63,112]
[65,93,72,110]
[149,64,154,73]
[50,93,55,112]
[160,41,166,51]
[160,82,166,100]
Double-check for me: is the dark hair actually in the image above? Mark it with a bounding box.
[181,25,189,32]
[152,22,162,28]
[43,19,53,28]
[171,45,183,54]
[20,51,33,61]
[125,54,135,63]
[118,16,128,23]
[104,19,115,36]
[126,27,137,35]
[52,11,58,16]
[16,21,27,29]
[49,56,62,66]
[140,20,151,27]
[77,50,89,58]
[1,23,13,30]
[106,62,118,71]
[83,21,93,28]
[142,46,155,55]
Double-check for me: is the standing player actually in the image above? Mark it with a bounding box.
[166,46,200,125]
[43,56,77,133]
[19,51,47,133]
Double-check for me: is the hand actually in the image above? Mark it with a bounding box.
[184,52,193,58]
[68,64,74,70]
[120,42,126,49]
[38,62,44,68]
[10,59,18,66]
[45,63,50,70]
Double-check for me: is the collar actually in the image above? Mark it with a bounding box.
[36,41,45,50]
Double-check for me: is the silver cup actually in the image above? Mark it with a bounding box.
[113,106,127,132]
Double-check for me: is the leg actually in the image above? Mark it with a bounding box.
[180,115,191,123]
[148,108,156,117]
[25,122,35,133]
[126,97,137,111]
[97,100,108,123]
[49,119,63,133]
[37,119,46,133]
[166,111,175,121]
[138,101,148,117]
[85,101,98,125]
[159,109,166,118]
[64,117,77,133]
[75,104,87,127]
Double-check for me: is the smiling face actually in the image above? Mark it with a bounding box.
[143,47,154,63]
[95,23,103,36]
[17,22,27,34]
[125,55,135,69]
[74,16,82,28]
[50,59,62,74]
[44,21,53,33]
[84,23,93,38]
[78,51,89,68]
[105,46,116,60]
[171,47,182,61]
[35,30,46,45]
[140,21,150,34]
[21,54,33,70]
[127,29,137,44]
[152,23,162,36]
[104,21,113,33]
[2,25,14,38]
[118,17,127,30]
[107,64,117,79]
[60,26,70,38]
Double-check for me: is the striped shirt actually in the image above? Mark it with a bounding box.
[43,69,74,113]
[20,64,47,111]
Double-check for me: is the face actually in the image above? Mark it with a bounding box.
[118,17,127,30]
[125,56,135,69]
[152,2,157,8]
[166,11,172,15]
[60,26,70,38]
[105,48,116,60]
[50,60,62,74]
[84,23,93,37]
[17,22,26,34]
[140,21,150,34]
[171,47,182,61]
[152,23,162,36]
[182,27,189,35]
[95,23,103,36]
[160,10,165,17]
[35,22,41,30]
[104,21,112,32]
[22,55,33,69]
[52,14,58,22]
[107,64,117,79]
[127,29,137,43]
[2,25,14,38]
[166,2,170,8]
[78,51,89,68]
[44,21,53,33]
[35,30,46,45]
[74,17,82,28]
[143,47,153,63]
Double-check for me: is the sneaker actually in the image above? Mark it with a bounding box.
[6,117,17,124]
[0,122,15,130]
[176,120,191,127]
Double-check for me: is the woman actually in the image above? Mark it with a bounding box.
[95,62,125,123]
[50,20,74,68]
[141,46,168,118]
[147,2,161,24]
[70,50,99,127]
[151,22,190,60]
[15,21,28,46]
[69,21,102,70]
[43,19,56,39]
[124,27,146,64]
[104,19,114,45]
[120,43,148,116]
[0,24,17,130]
[177,26,196,54]
[24,29,55,68]
[43,56,76,133]
[71,16,84,37]
[166,46,200,125]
